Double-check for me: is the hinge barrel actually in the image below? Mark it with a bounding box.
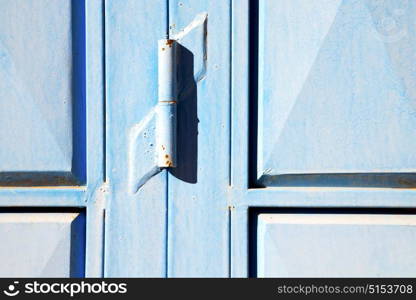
[156,39,177,168]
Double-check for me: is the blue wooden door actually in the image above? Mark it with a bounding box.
[0,0,105,277]
[104,0,416,277]
[231,0,416,277]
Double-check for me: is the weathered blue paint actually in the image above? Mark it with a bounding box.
[105,0,168,277]
[231,0,416,278]
[156,39,177,168]
[106,1,230,277]
[156,103,177,168]
[0,0,105,277]
[0,212,86,277]
[3,0,416,278]
[0,0,74,176]
[257,0,416,185]
[257,213,416,277]
[158,40,177,103]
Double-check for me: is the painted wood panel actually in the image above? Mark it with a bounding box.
[168,0,231,277]
[256,0,416,186]
[257,213,416,277]
[0,212,85,277]
[0,0,86,185]
[0,0,105,277]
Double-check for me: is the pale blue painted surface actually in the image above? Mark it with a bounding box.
[2,0,416,278]
[0,0,105,277]
[156,39,177,168]
[231,0,416,278]
[167,0,231,277]
[105,0,168,277]
[257,213,416,277]
[0,0,73,173]
[106,0,416,278]
[106,0,231,277]
[0,212,85,277]
[258,0,416,181]
[84,0,107,277]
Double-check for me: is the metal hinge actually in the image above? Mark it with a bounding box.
[156,39,177,168]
